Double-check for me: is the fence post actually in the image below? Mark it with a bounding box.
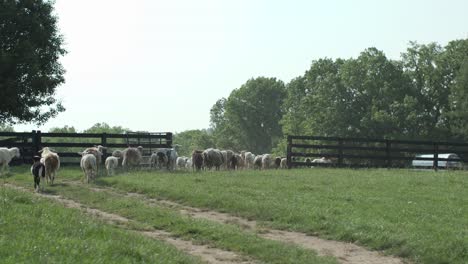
[287,135,292,169]
[433,142,439,171]
[386,140,391,168]
[167,132,173,148]
[32,130,42,154]
[338,139,343,167]
[101,133,108,165]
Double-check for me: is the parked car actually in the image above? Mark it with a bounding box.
[412,153,463,169]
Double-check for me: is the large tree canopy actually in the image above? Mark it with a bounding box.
[210,77,286,154]
[0,0,66,125]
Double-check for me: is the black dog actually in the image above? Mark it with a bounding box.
[31,156,45,192]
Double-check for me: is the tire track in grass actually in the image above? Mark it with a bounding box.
[86,184,405,264]
[3,184,256,264]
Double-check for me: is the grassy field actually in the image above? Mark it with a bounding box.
[2,167,337,264]
[0,187,201,264]
[2,166,467,263]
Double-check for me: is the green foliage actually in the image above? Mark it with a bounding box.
[0,124,14,132]
[173,129,215,157]
[0,0,66,125]
[277,39,468,150]
[82,122,129,134]
[48,125,77,133]
[42,123,129,155]
[449,59,468,139]
[210,77,286,154]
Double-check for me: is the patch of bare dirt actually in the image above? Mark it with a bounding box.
[3,184,256,264]
[87,184,405,264]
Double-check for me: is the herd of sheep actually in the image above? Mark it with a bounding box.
[0,145,333,191]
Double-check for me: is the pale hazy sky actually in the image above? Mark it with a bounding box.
[14,0,468,133]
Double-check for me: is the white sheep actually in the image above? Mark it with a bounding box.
[312,157,332,164]
[0,147,20,175]
[83,145,106,175]
[155,148,178,170]
[176,156,188,170]
[253,155,263,170]
[80,154,97,183]
[105,156,119,176]
[185,157,193,170]
[39,147,60,185]
[280,158,288,169]
[122,146,143,170]
[244,152,255,169]
[261,154,273,169]
[220,150,234,170]
[150,151,168,170]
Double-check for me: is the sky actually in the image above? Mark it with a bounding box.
[13,0,468,133]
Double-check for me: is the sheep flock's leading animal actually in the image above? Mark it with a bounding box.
[80,153,97,183]
[0,147,20,175]
[105,156,119,176]
[39,147,60,185]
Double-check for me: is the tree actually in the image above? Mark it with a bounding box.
[173,129,215,156]
[444,39,468,139]
[0,0,66,125]
[211,77,286,154]
[279,48,415,141]
[83,122,129,134]
[0,124,14,132]
[48,125,77,133]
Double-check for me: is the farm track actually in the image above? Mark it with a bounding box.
[3,183,256,264]
[77,182,406,264]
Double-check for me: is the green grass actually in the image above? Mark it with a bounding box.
[4,166,468,263]
[3,167,337,264]
[0,187,201,264]
[90,168,468,264]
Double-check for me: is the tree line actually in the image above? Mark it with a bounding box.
[3,39,468,157]
[206,39,468,156]
[2,3,468,158]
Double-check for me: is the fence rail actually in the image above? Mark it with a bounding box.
[0,130,173,166]
[286,135,468,170]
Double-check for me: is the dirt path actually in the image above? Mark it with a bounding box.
[3,184,256,264]
[86,184,405,264]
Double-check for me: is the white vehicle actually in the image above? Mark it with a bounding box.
[412,153,463,169]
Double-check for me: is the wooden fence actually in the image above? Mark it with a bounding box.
[287,135,468,170]
[0,131,173,165]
